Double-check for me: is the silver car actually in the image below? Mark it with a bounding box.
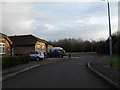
[29,51,45,61]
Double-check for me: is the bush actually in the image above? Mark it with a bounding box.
[2,55,30,69]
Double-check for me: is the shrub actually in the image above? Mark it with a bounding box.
[2,55,30,69]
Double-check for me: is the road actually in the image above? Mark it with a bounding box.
[3,55,112,88]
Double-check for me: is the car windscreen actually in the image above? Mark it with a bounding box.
[30,51,35,54]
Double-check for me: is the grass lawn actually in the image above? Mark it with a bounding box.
[105,55,120,68]
[65,52,96,57]
[66,52,96,54]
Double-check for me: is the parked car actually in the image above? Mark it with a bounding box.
[29,51,44,61]
[48,48,66,58]
[54,49,66,58]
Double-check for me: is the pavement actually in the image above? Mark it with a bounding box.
[87,56,120,88]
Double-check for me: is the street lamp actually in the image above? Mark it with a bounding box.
[102,0,113,67]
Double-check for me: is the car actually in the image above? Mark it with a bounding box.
[48,49,65,58]
[29,51,44,61]
[55,49,66,58]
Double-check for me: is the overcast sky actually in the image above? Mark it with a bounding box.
[1,0,118,41]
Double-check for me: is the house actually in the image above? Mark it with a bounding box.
[0,33,12,56]
[9,34,48,56]
[46,44,53,54]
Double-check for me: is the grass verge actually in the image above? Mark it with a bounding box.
[105,55,120,68]
[66,52,96,54]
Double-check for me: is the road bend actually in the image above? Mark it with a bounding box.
[3,55,112,88]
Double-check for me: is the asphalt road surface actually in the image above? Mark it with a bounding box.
[3,55,112,88]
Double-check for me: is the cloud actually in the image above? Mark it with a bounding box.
[0,3,2,33]
[43,24,55,30]
[2,2,118,41]
[77,17,99,26]
[2,2,35,35]
[3,0,119,2]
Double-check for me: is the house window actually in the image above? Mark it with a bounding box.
[0,43,5,54]
[42,46,45,52]
[36,45,41,51]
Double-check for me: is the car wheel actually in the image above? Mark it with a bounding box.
[36,57,40,61]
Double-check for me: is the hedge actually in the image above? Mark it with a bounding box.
[2,55,30,69]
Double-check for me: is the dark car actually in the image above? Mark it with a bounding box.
[53,49,66,58]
